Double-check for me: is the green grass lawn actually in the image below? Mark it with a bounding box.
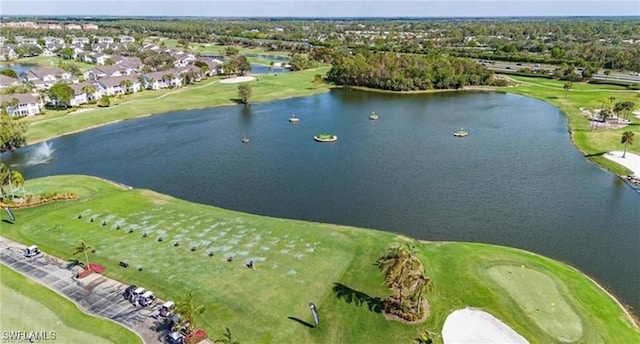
[499,75,640,175]
[0,264,141,344]
[3,175,638,343]
[25,67,331,144]
[12,56,96,72]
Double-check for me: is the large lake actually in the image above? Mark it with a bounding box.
[3,89,639,310]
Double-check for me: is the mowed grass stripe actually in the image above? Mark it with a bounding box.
[0,265,141,344]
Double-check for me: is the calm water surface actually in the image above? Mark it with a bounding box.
[3,90,639,310]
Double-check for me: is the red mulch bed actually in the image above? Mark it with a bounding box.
[186,329,208,344]
[87,263,105,274]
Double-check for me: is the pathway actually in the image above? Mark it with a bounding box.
[0,236,169,344]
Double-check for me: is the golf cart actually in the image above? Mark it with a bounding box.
[123,285,137,300]
[139,291,156,307]
[129,287,145,304]
[159,301,175,317]
[24,245,41,258]
[166,331,185,344]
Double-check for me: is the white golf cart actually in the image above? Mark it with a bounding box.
[139,291,156,307]
[24,245,41,258]
[129,287,145,304]
[159,301,175,317]
[166,331,185,344]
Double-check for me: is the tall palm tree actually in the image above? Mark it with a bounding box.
[175,292,205,334]
[8,169,24,198]
[73,240,92,269]
[621,131,635,158]
[0,163,10,197]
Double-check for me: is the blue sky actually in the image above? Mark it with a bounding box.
[2,1,639,17]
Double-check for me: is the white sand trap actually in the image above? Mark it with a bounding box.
[219,76,256,84]
[603,151,640,176]
[442,308,529,344]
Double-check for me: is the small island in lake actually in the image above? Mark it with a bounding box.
[314,133,338,142]
[454,128,469,137]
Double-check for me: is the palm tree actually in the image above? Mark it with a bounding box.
[621,131,635,158]
[376,244,420,310]
[8,169,24,199]
[82,85,97,101]
[214,327,239,344]
[175,292,205,334]
[0,163,10,197]
[410,273,430,316]
[73,240,92,269]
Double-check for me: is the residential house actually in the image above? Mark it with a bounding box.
[177,65,204,83]
[118,35,135,44]
[83,65,124,80]
[113,55,142,73]
[94,36,114,44]
[71,37,90,44]
[0,75,22,89]
[143,70,182,90]
[20,67,78,89]
[83,24,99,30]
[69,81,103,106]
[96,75,141,96]
[2,93,43,116]
[170,50,197,67]
[43,36,65,45]
[196,57,224,76]
[15,37,39,45]
[88,52,111,65]
[0,46,18,60]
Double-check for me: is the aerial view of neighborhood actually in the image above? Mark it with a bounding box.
[0,0,639,343]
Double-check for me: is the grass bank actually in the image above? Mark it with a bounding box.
[3,175,638,343]
[499,75,639,175]
[24,67,331,144]
[0,264,141,344]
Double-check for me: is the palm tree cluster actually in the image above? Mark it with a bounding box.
[376,244,431,322]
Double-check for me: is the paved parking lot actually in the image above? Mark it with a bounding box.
[0,237,168,343]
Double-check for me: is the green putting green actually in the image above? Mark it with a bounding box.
[486,265,583,342]
[0,265,141,344]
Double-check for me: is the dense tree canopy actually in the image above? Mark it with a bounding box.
[326,51,494,91]
[0,113,27,151]
[48,82,75,107]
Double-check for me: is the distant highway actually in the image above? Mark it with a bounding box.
[480,60,640,84]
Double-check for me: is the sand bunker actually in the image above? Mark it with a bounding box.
[604,151,640,176]
[442,308,529,344]
[219,76,256,84]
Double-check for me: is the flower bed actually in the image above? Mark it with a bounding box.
[87,263,105,274]
[185,329,208,344]
[0,193,78,209]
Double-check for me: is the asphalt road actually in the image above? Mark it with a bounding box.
[0,237,168,344]
[481,60,640,84]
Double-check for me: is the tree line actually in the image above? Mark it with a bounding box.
[326,51,494,91]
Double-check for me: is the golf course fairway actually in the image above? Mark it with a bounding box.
[1,175,638,343]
